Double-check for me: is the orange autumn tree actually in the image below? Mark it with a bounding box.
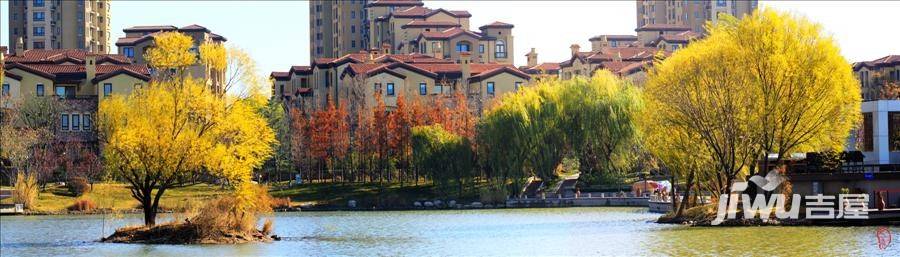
[389,96,415,184]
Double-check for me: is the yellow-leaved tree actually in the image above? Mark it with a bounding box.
[98,32,275,226]
[644,8,860,209]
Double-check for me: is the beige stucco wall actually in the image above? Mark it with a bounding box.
[469,72,528,106]
[1,76,22,108]
[6,68,54,98]
[560,58,595,80]
[96,74,147,100]
[446,35,481,63]
[480,28,513,64]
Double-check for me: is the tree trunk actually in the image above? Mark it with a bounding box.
[141,193,156,226]
[675,172,694,218]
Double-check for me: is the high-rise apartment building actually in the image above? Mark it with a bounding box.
[636,0,757,33]
[8,0,111,54]
[309,0,373,60]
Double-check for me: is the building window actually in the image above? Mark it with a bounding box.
[495,40,506,58]
[351,25,356,33]
[104,83,112,96]
[374,83,382,92]
[479,44,485,54]
[386,83,395,96]
[456,42,471,52]
[1,84,9,96]
[279,84,284,95]
[891,112,900,151]
[717,0,726,7]
[315,4,321,12]
[33,11,45,21]
[34,27,45,36]
[431,42,438,53]
[487,82,495,96]
[61,114,69,131]
[515,82,522,92]
[33,0,44,7]
[33,41,45,49]
[419,82,427,95]
[123,47,134,58]
[55,86,65,98]
[36,84,45,97]
[351,40,356,48]
[862,113,873,151]
[71,114,81,131]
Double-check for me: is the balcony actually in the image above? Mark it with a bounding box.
[494,52,507,59]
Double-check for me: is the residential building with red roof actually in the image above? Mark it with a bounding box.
[520,48,560,80]
[271,50,529,112]
[310,0,516,65]
[2,49,151,143]
[854,55,900,101]
[114,24,227,91]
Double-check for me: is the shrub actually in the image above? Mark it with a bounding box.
[479,186,508,204]
[261,219,273,235]
[67,177,91,196]
[270,197,291,209]
[13,172,39,209]
[190,184,276,238]
[68,198,97,212]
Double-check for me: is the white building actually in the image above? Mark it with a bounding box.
[846,100,900,165]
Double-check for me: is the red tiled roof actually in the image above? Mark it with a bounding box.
[5,49,132,64]
[469,66,531,82]
[393,6,431,17]
[4,72,22,81]
[479,21,514,30]
[402,20,462,29]
[270,71,291,80]
[290,65,312,74]
[117,24,224,46]
[419,28,483,40]
[123,25,178,33]
[635,24,691,32]
[115,32,158,46]
[561,47,665,68]
[179,24,210,32]
[525,62,561,73]
[367,0,424,7]
[854,55,900,70]
[6,62,149,82]
[589,35,638,41]
[449,10,471,17]
[617,61,651,75]
[657,31,700,43]
[391,7,470,19]
[92,66,152,83]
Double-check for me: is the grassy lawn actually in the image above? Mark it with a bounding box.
[270,181,437,207]
[3,180,480,212]
[1,183,231,213]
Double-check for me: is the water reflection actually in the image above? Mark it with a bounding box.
[2,208,896,256]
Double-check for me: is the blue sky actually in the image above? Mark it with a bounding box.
[2,1,899,78]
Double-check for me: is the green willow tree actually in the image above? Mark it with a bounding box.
[411,125,474,198]
[644,9,861,205]
[477,71,643,193]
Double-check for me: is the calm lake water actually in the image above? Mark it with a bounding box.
[1,207,896,256]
